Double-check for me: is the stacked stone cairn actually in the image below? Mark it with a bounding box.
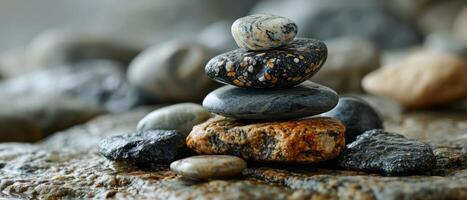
[186,14,345,166]
[99,14,436,180]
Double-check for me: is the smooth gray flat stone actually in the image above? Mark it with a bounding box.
[202,81,338,120]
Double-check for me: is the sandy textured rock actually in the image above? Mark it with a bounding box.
[187,116,345,163]
[363,50,467,108]
[0,108,466,199]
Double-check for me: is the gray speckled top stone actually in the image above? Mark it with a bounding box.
[205,38,327,88]
[338,129,436,176]
[232,14,298,51]
[170,155,247,180]
[202,81,338,120]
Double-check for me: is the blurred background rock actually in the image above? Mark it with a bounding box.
[0,0,466,142]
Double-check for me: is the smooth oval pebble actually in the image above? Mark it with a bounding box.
[137,103,212,137]
[205,38,327,88]
[170,155,247,180]
[321,96,383,143]
[231,14,298,51]
[203,81,338,120]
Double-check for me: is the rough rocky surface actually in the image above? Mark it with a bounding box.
[127,40,219,103]
[0,106,466,199]
[203,81,338,120]
[187,116,345,163]
[137,103,212,137]
[363,50,467,108]
[321,96,383,143]
[205,38,327,88]
[170,155,247,180]
[231,14,297,51]
[338,129,436,176]
[99,130,188,167]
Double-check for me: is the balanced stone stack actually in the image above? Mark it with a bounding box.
[187,14,346,163]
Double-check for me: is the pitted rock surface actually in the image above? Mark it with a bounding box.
[205,38,327,88]
[338,129,436,176]
[187,116,345,163]
[0,108,466,199]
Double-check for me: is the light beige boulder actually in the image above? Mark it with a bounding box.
[362,50,467,108]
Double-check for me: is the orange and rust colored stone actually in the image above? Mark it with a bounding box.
[187,116,346,163]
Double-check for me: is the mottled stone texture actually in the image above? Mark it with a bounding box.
[205,38,327,88]
[338,129,436,176]
[187,116,345,163]
[0,108,466,199]
[203,81,338,120]
[231,14,297,51]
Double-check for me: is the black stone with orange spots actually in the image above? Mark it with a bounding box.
[205,38,327,88]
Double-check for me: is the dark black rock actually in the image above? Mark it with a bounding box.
[98,130,187,167]
[338,129,436,176]
[205,38,327,88]
[203,81,338,120]
[321,96,383,142]
[251,0,423,49]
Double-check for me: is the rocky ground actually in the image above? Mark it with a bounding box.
[0,106,465,200]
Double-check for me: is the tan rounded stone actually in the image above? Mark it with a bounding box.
[187,116,346,163]
[170,155,247,180]
[362,50,467,109]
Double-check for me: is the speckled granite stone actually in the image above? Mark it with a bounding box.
[187,116,345,163]
[338,129,436,176]
[205,38,327,88]
[170,155,247,180]
[203,81,338,120]
[231,14,298,51]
